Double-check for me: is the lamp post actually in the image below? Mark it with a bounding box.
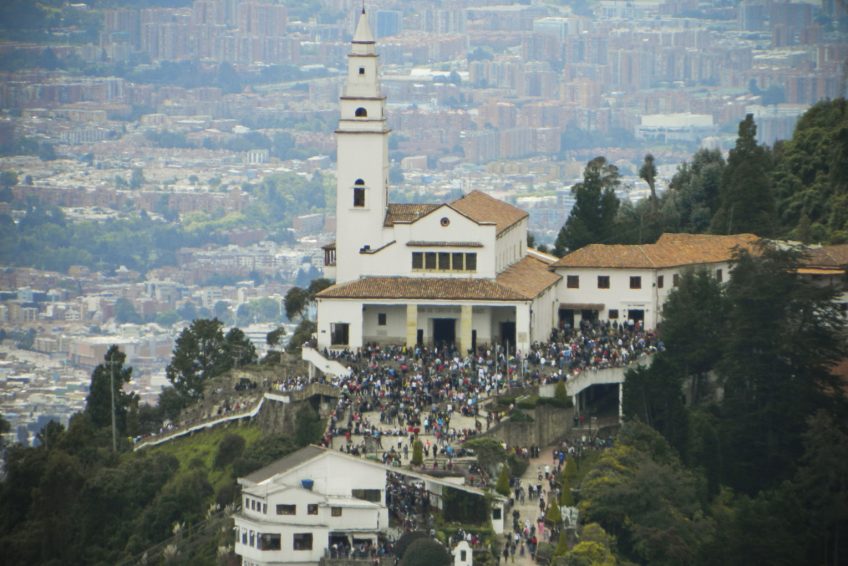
[108,351,119,452]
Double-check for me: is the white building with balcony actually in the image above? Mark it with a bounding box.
[233,445,507,566]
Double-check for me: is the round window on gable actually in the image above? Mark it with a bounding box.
[440,217,450,227]
[355,107,368,118]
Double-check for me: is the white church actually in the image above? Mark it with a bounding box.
[316,10,561,355]
[315,10,758,355]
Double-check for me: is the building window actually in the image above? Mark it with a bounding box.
[413,251,477,271]
[262,503,267,514]
[440,216,450,226]
[461,550,467,561]
[377,313,387,326]
[452,252,464,270]
[597,275,610,289]
[352,489,381,502]
[241,529,247,544]
[566,275,579,289]
[258,533,281,551]
[608,309,619,319]
[307,504,318,515]
[355,107,367,117]
[353,187,365,207]
[293,533,313,551]
[276,504,296,515]
[657,275,664,289]
[673,274,680,287]
[359,67,365,75]
[492,508,502,520]
[630,276,641,289]
[715,269,723,282]
[249,531,255,547]
[330,323,349,346]
[331,507,343,517]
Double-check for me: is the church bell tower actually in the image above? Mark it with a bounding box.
[334,9,390,283]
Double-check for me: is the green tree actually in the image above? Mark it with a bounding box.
[579,422,713,565]
[85,345,134,435]
[640,153,658,208]
[411,439,423,466]
[711,114,775,236]
[214,433,246,469]
[667,148,725,233]
[622,358,688,455]
[716,246,845,494]
[554,157,621,255]
[495,464,510,496]
[286,319,316,354]
[114,297,142,324]
[266,326,286,348]
[284,286,309,321]
[660,269,725,402]
[223,327,257,369]
[129,167,145,189]
[792,410,848,565]
[294,404,323,447]
[546,498,563,524]
[165,319,228,399]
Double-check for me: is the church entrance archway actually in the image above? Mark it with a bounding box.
[433,318,456,348]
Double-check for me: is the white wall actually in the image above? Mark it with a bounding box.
[494,218,528,274]
[355,205,498,279]
[530,285,557,345]
[554,267,657,327]
[316,300,364,350]
[362,304,407,343]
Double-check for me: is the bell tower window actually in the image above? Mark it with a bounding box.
[359,67,365,75]
[355,107,368,117]
[353,179,365,207]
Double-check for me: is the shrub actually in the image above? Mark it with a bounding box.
[395,531,429,558]
[495,464,511,497]
[214,433,246,469]
[400,538,451,566]
[508,408,534,422]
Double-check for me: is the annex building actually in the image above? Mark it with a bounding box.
[315,10,765,354]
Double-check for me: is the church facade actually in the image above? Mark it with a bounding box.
[316,11,560,354]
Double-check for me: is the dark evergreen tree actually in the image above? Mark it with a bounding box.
[716,245,845,494]
[711,115,775,236]
[554,156,621,255]
[222,327,257,369]
[85,345,134,434]
[165,318,228,399]
[668,148,725,233]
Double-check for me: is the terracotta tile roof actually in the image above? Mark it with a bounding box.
[316,276,529,301]
[803,244,848,268]
[497,256,562,299]
[551,233,761,269]
[384,203,441,226]
[450,190,528,236]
